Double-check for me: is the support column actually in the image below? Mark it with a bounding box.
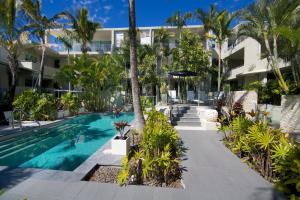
[111,29,115,53]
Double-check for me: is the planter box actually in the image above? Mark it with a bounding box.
[57,110,70,119]
[111,136,130,155]
[161,94,167,105]
[79,107,86,114]
[280,95,300,133]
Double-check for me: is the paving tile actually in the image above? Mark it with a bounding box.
[75,182,118,200]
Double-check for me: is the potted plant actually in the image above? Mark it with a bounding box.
[112,120,130,155]
[112,107,122,118]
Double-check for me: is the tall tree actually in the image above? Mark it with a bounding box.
[63,8,100,54]
[213,10,236,92]
[128,0,145,132]
[0,0,23,105]
[21,0,63,92]
[238,0,300,94]
[166,11,192,40]
[276,27,300,85]
[56,35,74,91]
[195,5,218,48]
[153,28,170,104]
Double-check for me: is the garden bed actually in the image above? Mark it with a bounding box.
[84,165,121,184]
[84,164,183,188]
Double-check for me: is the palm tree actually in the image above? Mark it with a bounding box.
[153,28,170,104]
[0,0,23,105]
[213,10,237,92]
[276,27,300,85]
[128,0,145,132]
[166,11,192,40]
[56,35,74,91]
[21,0,63,92]
[63,8,100,54]
[238,0,300,94]
[195,5,218,48]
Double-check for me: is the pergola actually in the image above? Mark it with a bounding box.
[168,70,198,103]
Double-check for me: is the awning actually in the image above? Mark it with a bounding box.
[169,70,198,77]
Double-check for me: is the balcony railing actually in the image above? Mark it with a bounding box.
[49,42,112,53]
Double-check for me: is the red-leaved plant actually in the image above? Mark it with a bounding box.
[112,107,122,117]
[114,120,129,139]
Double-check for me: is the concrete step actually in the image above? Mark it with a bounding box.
[176,121,202,127]
[186,110,198,114]
[178,118,200,123]
[182,113,199,118]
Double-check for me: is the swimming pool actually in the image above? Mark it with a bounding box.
[0,113,134,171]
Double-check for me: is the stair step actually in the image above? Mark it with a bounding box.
[176,121,202,127]
[186,110,198,114]
[182,113,199,118]
[0,124,78,157]
[179,118,200,122]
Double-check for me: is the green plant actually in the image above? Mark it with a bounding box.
[118,156,130,186]
[61,92,79,115]
[13,90,57,121]
[31,94,57,121]
[274,143,300,199]
[160,82,168,94]
[140,96,154,112]
[222,113,300,198]
[13,89,40,119]
[118,110,184,187]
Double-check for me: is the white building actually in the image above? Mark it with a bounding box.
[214,26,290,90]
[0,23,290,101]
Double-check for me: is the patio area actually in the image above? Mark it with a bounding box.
[0,128,283,200]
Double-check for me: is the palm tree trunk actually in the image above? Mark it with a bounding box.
[264,34,289,94]
[67,49,71,91]
[218,44,222,92]
[155,55,162,104]
[38,42,46,93]
[7,54,18,106]
[128,0,145,132]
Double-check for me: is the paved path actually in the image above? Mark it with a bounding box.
[0,130,284,200]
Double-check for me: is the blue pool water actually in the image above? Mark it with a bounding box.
[0,113,134,171]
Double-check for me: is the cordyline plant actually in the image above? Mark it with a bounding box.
[112,107,122,118]
[114,121,129,139]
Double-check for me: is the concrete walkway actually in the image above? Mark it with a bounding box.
[0,130,284,200]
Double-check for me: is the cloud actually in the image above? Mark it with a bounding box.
[99,17,111,24]
[103,5,112,12]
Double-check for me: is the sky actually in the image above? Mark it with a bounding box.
[42,0,255,28]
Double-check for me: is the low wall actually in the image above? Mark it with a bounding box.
[280,95,300,133]
[226,90,258,113]
[257,104,281,127]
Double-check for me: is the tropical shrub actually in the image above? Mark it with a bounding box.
[31,94,57,121]
[61,92,79,115]
[13,89,40,117]
[118,110,184,187]
[56,55,124,112]
[219,115,300,199]
[244,80,282,105]
[13,90,56,120]
[140,96,154,112]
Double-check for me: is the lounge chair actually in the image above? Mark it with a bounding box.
[168,90,180,103]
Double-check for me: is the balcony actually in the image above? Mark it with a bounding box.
[20,61,58,79]
[49,41,112,54]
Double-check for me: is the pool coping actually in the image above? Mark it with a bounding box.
[0,113,135,182]
[73,125,132,175]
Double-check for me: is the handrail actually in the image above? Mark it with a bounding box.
[12,109,41,131]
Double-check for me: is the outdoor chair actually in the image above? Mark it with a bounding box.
[168,90,180,103]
